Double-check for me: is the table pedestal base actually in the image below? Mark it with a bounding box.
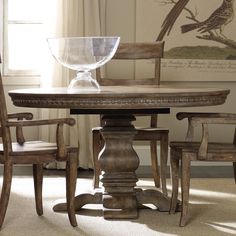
[53,188,172,216]
[53,114,174,218]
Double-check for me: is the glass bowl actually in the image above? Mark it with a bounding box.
[47,36,120,92]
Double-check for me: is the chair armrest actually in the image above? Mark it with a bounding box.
[177,112,236,125]
[7,118,75,127]
[177,112,236,160]
[8,112,33,120]
[7,118,76,160]
[7,112,33,144]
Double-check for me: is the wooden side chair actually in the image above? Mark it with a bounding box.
[92,42,169,195]
[169,112,236,226]
[0,55,78,229]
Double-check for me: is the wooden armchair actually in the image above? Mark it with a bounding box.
[92,42,169,195]
[169,112,236,226]
[0,56,78,229]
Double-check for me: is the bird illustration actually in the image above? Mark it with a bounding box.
[181,0,234,36]
[157,0,190,41]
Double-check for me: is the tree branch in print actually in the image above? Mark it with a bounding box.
[157,0,190,40]
[180,0,236,50]
[158,0,236,50]
[197,33,236,50]
[160,0,201,27]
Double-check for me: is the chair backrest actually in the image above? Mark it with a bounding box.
[96,41,164,86]
[177,112,236,160]
[0,54,13,155]
[96,41,166,127]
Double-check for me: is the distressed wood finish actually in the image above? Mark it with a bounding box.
[113,42,164,59]
[100,115,139,218]
[170,112,236,226]
[97,42,164,86]
[8,84,230,220]
[0,56,78,229]
[92,42,169,194]
[9,86,229,110]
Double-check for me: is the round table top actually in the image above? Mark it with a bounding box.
[9,85,230,114]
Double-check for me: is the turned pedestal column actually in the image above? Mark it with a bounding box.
[99,114,139,219]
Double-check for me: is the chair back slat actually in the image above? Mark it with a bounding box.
[113,42,164,60]
[0,55,13,155]
[233,127,236,145]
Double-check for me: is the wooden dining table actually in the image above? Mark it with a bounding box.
[8,85,230,219]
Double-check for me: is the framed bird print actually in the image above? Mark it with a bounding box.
[135,0,236,81]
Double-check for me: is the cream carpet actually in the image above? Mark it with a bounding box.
[0,176,236,236]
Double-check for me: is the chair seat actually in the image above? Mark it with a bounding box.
[135,127,168,140]
[136,127,169,131]
[170,141,236,161]
[92,126,168,141]
[0,141,78,164]
[92,126,168,132]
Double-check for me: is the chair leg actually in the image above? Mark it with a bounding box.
[92,130,103,189]
[180,154,191,227]
[33,164,43,216]
[160,134,168,196]
[169,153,180,214]
[66,155,78,227]
[0,162,13,229]
[150,140,160,188]
[233,162,236,184]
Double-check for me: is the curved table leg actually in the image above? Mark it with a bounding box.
[53,191,103,212]
[136,188,170,211]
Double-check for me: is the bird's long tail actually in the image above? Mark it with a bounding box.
[181,22,204,33]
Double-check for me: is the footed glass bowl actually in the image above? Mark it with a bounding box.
[47,36,120,92]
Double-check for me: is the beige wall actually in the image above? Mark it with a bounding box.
[105,0,236,144]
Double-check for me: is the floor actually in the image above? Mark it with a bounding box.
[0,165,234,178]
[1,176,236,236]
